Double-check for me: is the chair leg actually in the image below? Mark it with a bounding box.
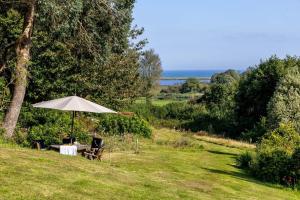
[36,143,41,150]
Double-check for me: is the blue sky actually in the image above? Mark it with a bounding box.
[133,0,300,70]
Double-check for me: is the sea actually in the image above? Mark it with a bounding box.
[160,70,224,86]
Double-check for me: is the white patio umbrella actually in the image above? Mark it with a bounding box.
[32,96,117,135]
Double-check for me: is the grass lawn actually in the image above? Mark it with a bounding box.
[0,129,299,200]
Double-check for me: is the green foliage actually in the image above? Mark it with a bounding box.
[160,85,181,94]
[236,151,254,169]
[98,115,152,138]
[0,9,22,42]
[252,150,292,183]
[1,0,144,116]
[17,108,90,146]
[241,117,268,142]
[24,0,143,110]
[27,124,65,146]
[211,69,240,84]
[181,111,236,135]
[129,102,208,130]
[0,77,10,111]
[267,67,300,132]
[239,123,300,187]
[291,148,300,181]
[140,49,163,98]
[180,78,203,93]
[157,102,206,120]
[235,56,300,135]
[194,70,240,136]
[0,9,22,105]
[258,123,300,154]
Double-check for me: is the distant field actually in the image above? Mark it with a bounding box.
[135,97,185,106]
[0,129,299,200]
[135,93,202,107]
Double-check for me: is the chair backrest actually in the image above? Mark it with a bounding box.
[91,137,103,149]
[33,140,46,150]
[63,137,76,145]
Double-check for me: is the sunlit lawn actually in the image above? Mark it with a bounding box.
[0,129,299,200]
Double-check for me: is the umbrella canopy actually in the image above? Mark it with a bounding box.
[32,96,117,114]
[32,96,117,136]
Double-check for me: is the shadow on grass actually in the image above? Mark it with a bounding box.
[206,150,238,157]
[201,167,284,189]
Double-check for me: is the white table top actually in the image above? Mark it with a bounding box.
[60,145,77,156]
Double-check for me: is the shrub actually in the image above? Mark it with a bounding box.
[27,124,64,146]
[13,128,30,147]
[291,148,300,183]
[241,117,268,143]
[128,102,207,131]
[258,123,300,154]
[17,107,90,146]
[239,123,300,187]
[181,110,236,136]
[236,151,254,169]
[252,150,291,183]
[163,103,206,120]
[98,115,152,138]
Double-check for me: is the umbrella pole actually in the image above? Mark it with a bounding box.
[71,111,75,136]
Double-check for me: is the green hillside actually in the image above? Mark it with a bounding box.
[0,129,298,200]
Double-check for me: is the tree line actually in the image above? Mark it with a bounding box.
[196,56,300,141]
[0,0,162,138]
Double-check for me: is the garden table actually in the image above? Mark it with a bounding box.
[59,145,77,156]
[50,144,89,155]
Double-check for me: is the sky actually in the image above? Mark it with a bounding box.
[133,0,300,70]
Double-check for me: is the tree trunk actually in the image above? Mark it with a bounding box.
[3,3,36,138]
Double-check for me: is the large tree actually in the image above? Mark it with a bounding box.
[139,49,162,99]
[267,66,300,132]
[199,69,240,111]
[197,70,240,136]
[0,0,37,138]
[235,56,300,134]
[0,0,143,137]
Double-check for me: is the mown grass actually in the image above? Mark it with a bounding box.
[0,129,299,200]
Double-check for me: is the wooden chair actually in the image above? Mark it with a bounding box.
[33,140,46,150]
[62,137,76,145]
[83,137,104,161]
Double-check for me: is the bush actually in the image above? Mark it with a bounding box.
[239,123,300,187]
[252,150,291,183]
[258,123,300,154]
[98,115,152,138]
[17,107,90,146]
[128,102,207,131]
[241,117,268,143]
[236,151,254,169]
[291,148,300,183]
[181,110,236,136]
